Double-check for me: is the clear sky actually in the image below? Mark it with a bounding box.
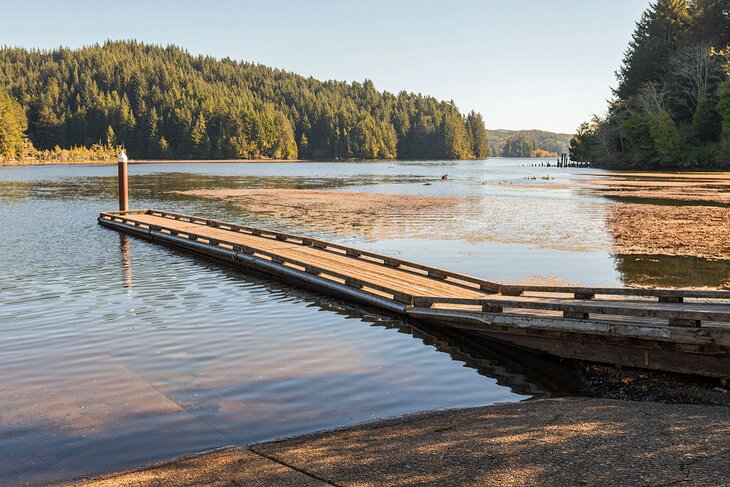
[1,0,650,134]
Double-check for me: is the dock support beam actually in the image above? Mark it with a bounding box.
[118,150,128,211]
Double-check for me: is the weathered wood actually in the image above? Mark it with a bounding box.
[143,209,502,293]
[414,296,730,324]
[99,209,730,378]
[500,284,730,301]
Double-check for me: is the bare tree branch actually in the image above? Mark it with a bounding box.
[668,42,723,111]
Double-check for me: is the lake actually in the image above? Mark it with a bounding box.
[0,158,725,485]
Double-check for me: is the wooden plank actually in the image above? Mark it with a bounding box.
[105,213,429,303]
[142,210,502,292]
[131,214,476,298]
[283,247,485,298]
[126,211,489,299]
[499,284,730,300]
[414,295,730,323]
[103,210,730,326]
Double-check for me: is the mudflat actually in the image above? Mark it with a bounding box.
[583,172,730,261]
[76,397,730,487]
[182,175,730,262]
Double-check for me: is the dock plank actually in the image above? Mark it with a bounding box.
[124,212,486,299]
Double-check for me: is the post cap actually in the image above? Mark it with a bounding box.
[118,150,128,164]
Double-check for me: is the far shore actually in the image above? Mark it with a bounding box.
[4,158,730,171]
[0,158,309,167]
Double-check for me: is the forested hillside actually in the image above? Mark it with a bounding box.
[487,129,572,157]
[0,41,490,162]
[570,0,730,169]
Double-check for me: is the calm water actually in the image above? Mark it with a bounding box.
[0,159,724,485]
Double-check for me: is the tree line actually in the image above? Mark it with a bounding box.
[570,0,730,169]
[0,41,490,162]
[487,129,572,158]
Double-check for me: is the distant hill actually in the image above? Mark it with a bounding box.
[487,129,572,157]
[0,40,489,162]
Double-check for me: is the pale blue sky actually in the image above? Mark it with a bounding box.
[1,0,650,133]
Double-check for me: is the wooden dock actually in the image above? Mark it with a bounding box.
[99,209,730,378]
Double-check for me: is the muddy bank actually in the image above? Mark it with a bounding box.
[608,203,730,261]
[75,397,730,486]
[585,172,730,205]
[182,183,730,261]
[580,173,730,261]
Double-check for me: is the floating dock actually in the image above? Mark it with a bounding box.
[99,209,730,378]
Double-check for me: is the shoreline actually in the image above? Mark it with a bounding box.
[4,158,730,172]
[0,158,310,167]
[73,397,730,486]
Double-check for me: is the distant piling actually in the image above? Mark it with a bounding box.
[552,153,590,169]
[118,150,128,211]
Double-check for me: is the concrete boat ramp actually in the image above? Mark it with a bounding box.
[75,397,730,486]
[99,209,730,378]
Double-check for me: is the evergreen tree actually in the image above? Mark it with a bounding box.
[105,125,116,147]
[623,114,656,163]
[440,111,470,159]
[691,92,722,142]
[647,109,681,165]
[615,0,690,100]
[0,90,28,160]
[466,111,490,158]
[689,0,730,47]
[569,123,594,162]
[717,81,730,159]
[191,115,210,158]
[502,133,536,157]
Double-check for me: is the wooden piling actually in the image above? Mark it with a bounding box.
[118,150,128,211]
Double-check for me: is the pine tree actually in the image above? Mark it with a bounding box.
[0,90,28,160]
[616,0,690,99]
[106,125,116,147]
[440,111,470,159]
[466,111,490,159]
[190,115,210,158]
[623,114,657,164]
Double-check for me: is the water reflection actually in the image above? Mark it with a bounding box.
[152,243,578,398]
[614,254,730,289]
[119,234,133,293]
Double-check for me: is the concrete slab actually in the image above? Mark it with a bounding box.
[254,398,730,486]
[75,447,328,487]
[77,398,730,486]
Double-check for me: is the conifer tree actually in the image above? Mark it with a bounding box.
[0,90,28,160]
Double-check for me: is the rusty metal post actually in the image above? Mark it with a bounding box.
[118,150,128,211]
